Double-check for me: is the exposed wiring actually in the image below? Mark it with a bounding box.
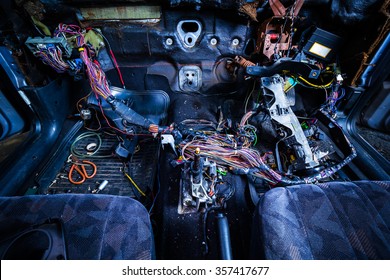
[54,24,112,100]
[97,100,154,137]
[148,142,161,215]
[295,75,334,89]
[124,172,146,196]
[180,133,279,184]
[34,45,70,73]
[109,49,125,88]
[296,116,318,120]
[91,28,126,89]
[240,111,255,127]
[85,108,102,132]
[76,91,103,132]
[35,23,157,136]
[218,181,235,203]
[76,91,92,113]
[284,77,298,92]
[33,24,82,73]
[244,80,257,113]
[322,85,345,116]
[70,131,113,158]
[179,108,357,185]
[275,134,289,172]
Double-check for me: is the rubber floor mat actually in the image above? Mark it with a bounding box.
[48,133,159,197]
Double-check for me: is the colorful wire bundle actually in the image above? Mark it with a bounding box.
[34,45,69,73]
[286,74,343,116]
[323,87,345,116]
[180,107,357,186]
[33,24,84,73]
[90,28,126,89]
[79,45,112,99]
[180,134,281,184]
[54,24,112,100]
[54,23,83,37]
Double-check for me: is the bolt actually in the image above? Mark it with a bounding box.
[210,38,218,46]
[232,38,240,46]
[183,196,193,206]
[166,38,173,46]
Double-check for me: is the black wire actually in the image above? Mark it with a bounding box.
[275,134,294,172]
[217,181,235,202]
[149,139,161,215]
[92,28,113,52]
[92,28,118,71]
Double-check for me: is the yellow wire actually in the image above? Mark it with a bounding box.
[124,172,146,196]
[297,75,334,88]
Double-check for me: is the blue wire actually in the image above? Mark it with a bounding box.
[339,87,346,99]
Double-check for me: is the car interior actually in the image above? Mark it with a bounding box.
[0,0,389,260]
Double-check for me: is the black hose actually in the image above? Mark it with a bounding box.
[106,96,153,129]
[216,213,233,260]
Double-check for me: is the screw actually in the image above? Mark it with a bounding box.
[210,38,218,46]
[232,38,240,46]
[166,38,173,46]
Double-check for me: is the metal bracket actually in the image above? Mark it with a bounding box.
[261,75,318,168]
[191,175,212,204]
[179,65,202,92]
[176,20,202,49]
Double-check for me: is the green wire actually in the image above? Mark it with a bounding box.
[70,131,111,158]
[253,131,258,146]
[217,169,227,176]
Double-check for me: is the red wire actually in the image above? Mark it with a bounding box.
[109,50,125,88]
[97,101,154,137]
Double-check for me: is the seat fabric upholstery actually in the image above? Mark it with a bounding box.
[0,194,153,260]
[252,181,390,259]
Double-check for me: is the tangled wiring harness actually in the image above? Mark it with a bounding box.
[48,24,160,134]
[179,109,357,186]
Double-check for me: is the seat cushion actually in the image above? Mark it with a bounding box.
[0,194,153,260]
[251,181,390,259]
